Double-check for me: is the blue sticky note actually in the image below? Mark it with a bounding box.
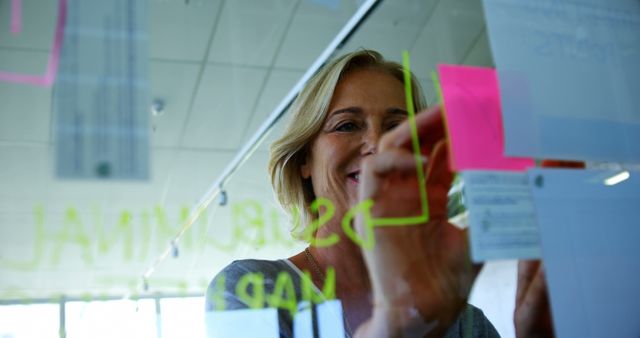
[483,0,640,163]
[528,168,640,338]
[205,308,279,338]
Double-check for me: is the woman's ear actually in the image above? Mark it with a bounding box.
[300,151,312,179]
[301,160,311,179]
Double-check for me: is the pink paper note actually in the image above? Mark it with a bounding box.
[11,0,22,35]
[0,0,66,86]
[437,64,534,171]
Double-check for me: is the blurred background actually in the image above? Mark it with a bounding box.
[0,0,515,337]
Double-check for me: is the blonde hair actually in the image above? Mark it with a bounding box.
[268,50,427,238]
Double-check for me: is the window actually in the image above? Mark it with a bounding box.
[65,299,156,338]
[159,297,205,338]
[0,303,59,338]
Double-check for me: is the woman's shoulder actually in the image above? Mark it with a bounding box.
[217,259,294,280]
[445,304,501,338]
[205,259,301,311]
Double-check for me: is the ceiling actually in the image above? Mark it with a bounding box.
[0,0,494,300]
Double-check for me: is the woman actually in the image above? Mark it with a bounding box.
[206,50,552,338]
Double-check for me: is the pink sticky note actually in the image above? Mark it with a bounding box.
[437,64,534,171]
[0,0,66,86]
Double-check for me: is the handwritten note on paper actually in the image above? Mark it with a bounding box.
[437,65,534,172]
[483,0,640,163]
[528,168,640,338]
[462,171,540,262]
[53,0,149,180]
[206,308,279,338]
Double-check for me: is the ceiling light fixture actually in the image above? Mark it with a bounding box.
[604,170,630,186]
[151,99,165,116]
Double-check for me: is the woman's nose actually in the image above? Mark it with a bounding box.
[361,128,383,155]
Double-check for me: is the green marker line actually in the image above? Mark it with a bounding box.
[431,70,447,131]
[431,70,456,173]
[431,71,444,105]
[371,51,430,227]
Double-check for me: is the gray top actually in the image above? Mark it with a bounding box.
[206,259,500,338]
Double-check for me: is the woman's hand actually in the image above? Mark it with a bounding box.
[513,160,581,337]
[354,106,480,338]
[514,260,554,338]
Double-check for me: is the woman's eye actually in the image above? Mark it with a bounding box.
[335,122,358,132]
[386,120,403,131]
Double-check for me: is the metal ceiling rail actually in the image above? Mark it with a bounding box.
[128,0,383,299]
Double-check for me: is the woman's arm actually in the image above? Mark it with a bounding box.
[514,260,554,338]
[354,105,480,337]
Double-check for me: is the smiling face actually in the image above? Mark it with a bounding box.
[301,67,408,216]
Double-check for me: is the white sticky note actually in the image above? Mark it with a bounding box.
[293,300,345,338]
[528,168,640,338]
[54,0,149,180]
[483,0,640,163]
[462,171,541,262]
[293,301,313,338]
[205,308,280,338]
[317,300,346,338]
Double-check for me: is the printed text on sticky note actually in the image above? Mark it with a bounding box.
[463,170,541,262]
[437,65,534,171]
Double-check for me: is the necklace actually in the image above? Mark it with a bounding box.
[304,247,325,280]
[303,247,354,337]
